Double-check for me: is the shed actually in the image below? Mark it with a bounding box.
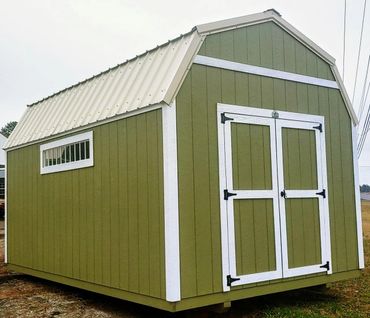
[3,9,364,312]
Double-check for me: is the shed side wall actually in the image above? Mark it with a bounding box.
[7,109,166,300]
[176,23,358,299]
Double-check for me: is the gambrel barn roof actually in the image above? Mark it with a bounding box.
[5,9,357,150]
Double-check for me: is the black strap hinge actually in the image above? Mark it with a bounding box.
[316,189,326,198]
[320,261,330,271]
[221,113,234,124]
[313,123,322,132]
[224,189,237,200]
[226,275,240,286]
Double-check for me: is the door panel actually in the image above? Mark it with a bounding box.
[231,123,272,190]
[276,119,331,278]
[285,198,322,268]
[223,114,282,287]
[282,128,318,190]
[234,199,276,276]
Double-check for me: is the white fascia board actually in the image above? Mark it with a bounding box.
[331,65,359,125]
[196,11,336,65]
[194,55,339,89]
[162,100,181,302]
[5,104,163,152]
[163,32,205,105]
[352,124,365,269]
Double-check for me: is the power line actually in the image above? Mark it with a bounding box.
[343,0,347,79]
[352,0,368,104]
[358,55,370,120]
[359,75,370,122]
[358,102,370,156]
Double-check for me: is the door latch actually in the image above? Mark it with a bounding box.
[280,189,287,199]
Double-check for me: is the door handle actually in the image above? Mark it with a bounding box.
[280,189,286,198]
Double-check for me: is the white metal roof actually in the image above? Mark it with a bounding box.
[5,31,202,149]
[4,9,357,150]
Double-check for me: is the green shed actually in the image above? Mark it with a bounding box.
[3,9,365,312]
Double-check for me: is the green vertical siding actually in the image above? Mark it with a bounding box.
[282,128,318,190]
[231,123,272,190]
[7,109,166,300]
[198,21,334,80]
[286,198,321,268]
[177,22,358,299]
[234,199,276,275]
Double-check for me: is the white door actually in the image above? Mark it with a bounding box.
[218,104,331,291]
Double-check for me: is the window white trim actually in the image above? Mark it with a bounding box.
[194,55,339,89]
[162,100,181,302]
[352,124,365,269]
[40,131,94,174]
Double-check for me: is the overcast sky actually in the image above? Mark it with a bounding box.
[1,0,370,182]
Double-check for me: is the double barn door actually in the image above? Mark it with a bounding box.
[218,105,331,291]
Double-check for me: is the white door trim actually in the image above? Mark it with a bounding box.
[217,104,333,291]
[162,100,181,301]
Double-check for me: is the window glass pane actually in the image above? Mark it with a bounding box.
[62,146,66,163]
[51,149,54,166]
[57,147,61,165]
[76,143,80,161]
[80,141,85,160]
[66,145,70,163]
[44,151,48,167]
[71,144,75,162]
[86,140,90,159]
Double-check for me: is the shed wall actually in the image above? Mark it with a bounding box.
[7,109,166,300]
[176,23,358,299]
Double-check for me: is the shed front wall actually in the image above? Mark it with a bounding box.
[176,22,358,299]
[7,109,166,301]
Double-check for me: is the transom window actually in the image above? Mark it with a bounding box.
[40,131,93,174]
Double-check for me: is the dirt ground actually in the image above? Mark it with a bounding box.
[0,204,369,318]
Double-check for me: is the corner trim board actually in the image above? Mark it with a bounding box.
[162,101,181,301]
[4,151,7,263]
[193,55,339,89]
[352,125,365,269]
